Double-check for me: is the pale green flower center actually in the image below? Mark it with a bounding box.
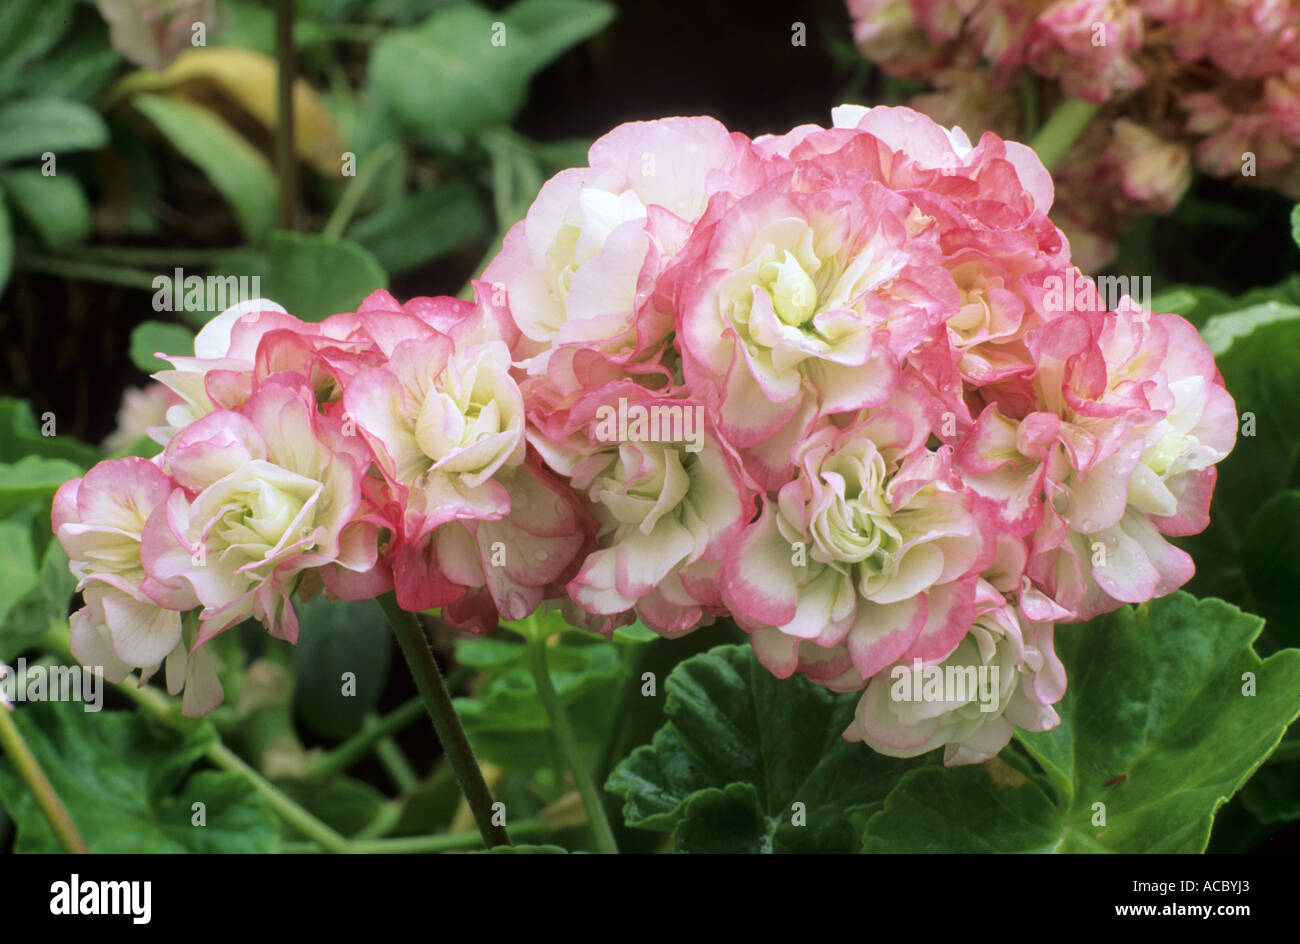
[1143,427,1196,476]
[818,449,901,573]
[761,250,819,327]
[594,443,693,535]
[208,465,320,567]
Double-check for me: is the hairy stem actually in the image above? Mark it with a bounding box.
[379,594,511,848]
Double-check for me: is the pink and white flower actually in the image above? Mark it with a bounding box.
[846,584,1067,764]
[143,375,376,643]
[724,397,995,688]
[53,457,221,716]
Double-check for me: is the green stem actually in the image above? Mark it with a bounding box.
[353,798,404,840]
[72,246,251,267]
[275,0,299,231]
[0,705,89,853]
[373,729,420,794]
[281,818,550,854]
[379,594,511,848]
[322,141,400,241]
[15,252,159,290]
[308,696,424,782]
[1020,74,1041,140]
[526,629,619,854]
[208,742,351,854]
[1028,98,1100,172]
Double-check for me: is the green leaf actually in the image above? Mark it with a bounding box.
[280,777,387,837]
[130,93,276,243]
[863,593,1300,853]
[1199,301,1300,356]
[1240,491,1300,652]
[454,633,626,775]
[1291,204,1300,251]
[0,168,92,251]
[503,0,615,73]
[672,782,771,853]
[606,644,927,853]
[0,98,109,165]
[389,763,463,837]
[1240,751,1300,825]
[0,701,279,853]
[483,129,545,232]
[0,519,38,627]
[0,398,101,468]
[263,231,387,321]
[0,455,81,517]
[370,0,613,140]
[1179,315,1300,630]
[498,605,594,642]
[9,18,121,104]
[129,320,196,373]
[612,621,658,644]
[291,596,391,739]
[0,540,74,662]
[0,0,77,97]
[370,4,522,140]
[347,181,488,275]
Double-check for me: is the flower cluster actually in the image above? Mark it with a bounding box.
[848,0,1300,269]
[55,106,1235,768]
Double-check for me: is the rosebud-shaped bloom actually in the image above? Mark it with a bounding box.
[531,383,755,636]
[677,178,927,487]
[344,315,586,627]
[960,299,1236,619]
[143,375,376,643]
[486,117,752,390]
[724,396,994,687]
[53,457,221,716]
[846,584,1066,764]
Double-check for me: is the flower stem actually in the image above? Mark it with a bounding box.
[1028,98,1100,172]
[15,252,159,290]
[0,706,89,853]
[208,742,352,853]
[275,0,299,231]
[308,696,424,782]
[281,817,550,854]
[322,140,400,241]
[526,631,619,854]
[379,593,511,848]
